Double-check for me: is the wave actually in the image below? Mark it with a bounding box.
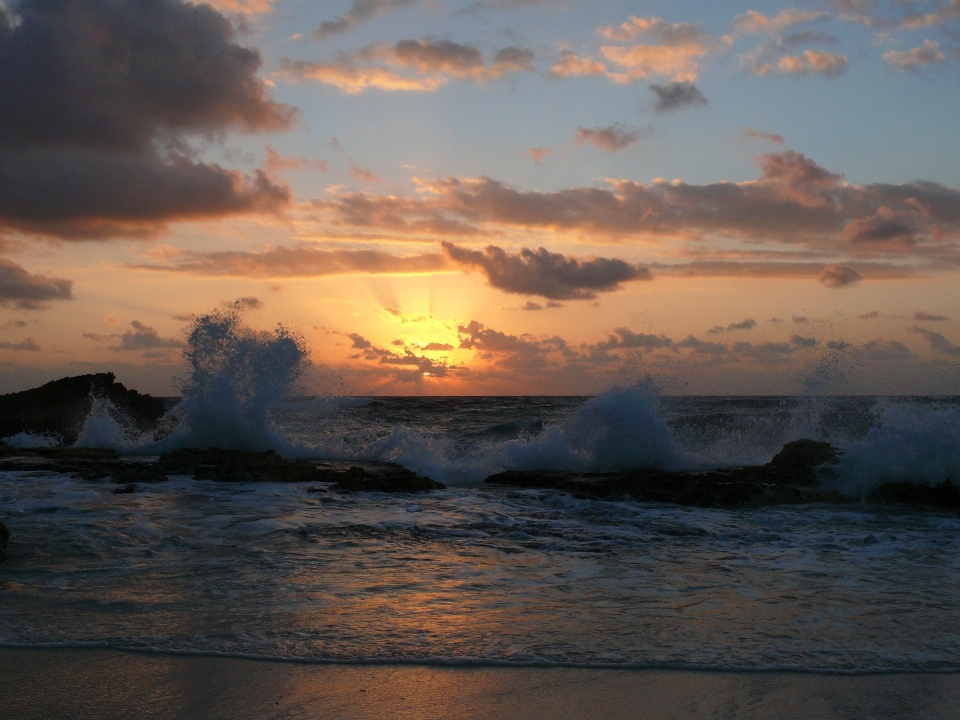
[832,401,960,496]
[2,641,957,673]
[58,308,960,493]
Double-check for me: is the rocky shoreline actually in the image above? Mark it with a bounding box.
[485,439,960,510]
[0,438,957,510]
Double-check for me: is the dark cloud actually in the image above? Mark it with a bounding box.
[223,296,264,311]
[707,318,756,334]
[356,151,960,256]
[344,330,460,382]
[649,82,707,112]
[573,123,649,151]
[134,245,449,277]
[861,339,914,361]
[0,0,293,239]
[914,311,949,321]
[442,241,650,300]
[596,328,673,351]
[791,334,817,347]
[911,326,960,356]
[0,338,40,351]
[313,0,417,40]
[0,257,72,309]
[819,264,862,288]
[117,321,182,352]
[348,333,373,350]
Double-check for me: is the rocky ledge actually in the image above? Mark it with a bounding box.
[484,439,960,510]
[0,444,444,494]
[0,373,167,444]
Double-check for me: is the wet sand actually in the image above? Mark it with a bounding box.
[2,648,958,720]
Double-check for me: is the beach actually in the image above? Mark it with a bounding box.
[3,648,959,720]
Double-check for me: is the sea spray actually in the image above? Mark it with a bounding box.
[832,400,960,496]
[69,310,310,454]
[349,381,681,483]
[157,309,308,452]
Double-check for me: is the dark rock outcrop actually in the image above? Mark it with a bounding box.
[0,373,167,444]
[0,521,8,562]
[485,439,846,508]
[329,465,445,493]
[159,448,329,483]
[158,447,444,492]
[869,480,960,509]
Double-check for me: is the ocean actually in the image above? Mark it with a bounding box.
[1,315,959,674]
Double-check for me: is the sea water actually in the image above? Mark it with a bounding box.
[1,312,959,672]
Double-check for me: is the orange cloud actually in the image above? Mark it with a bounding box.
[279,40,534,93]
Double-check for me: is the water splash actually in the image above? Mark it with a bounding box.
[832,401,960,496]
[157,310,308,452]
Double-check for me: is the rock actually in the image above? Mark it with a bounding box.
[485,439,846,508]
[869,480,960,509]
[766,439,842,485]
[159,447,330,483]
[0,521,8,562]
[0,373,167,445]
[329,465,445,493]
[112,483,136,494]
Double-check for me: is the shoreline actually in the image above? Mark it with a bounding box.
[4,647,960,720]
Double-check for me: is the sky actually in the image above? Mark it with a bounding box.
[1,0,960,395]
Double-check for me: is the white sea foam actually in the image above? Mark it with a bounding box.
[832,401,960,496]
[1,431,59,448]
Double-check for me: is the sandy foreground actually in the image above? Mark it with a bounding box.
[2,648,959,720]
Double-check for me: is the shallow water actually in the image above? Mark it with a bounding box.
[2,395,960,671]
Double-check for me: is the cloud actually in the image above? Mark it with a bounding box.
[706,318,757,334]
[791,334,817,347]
[279,40,534,93]
[731,9,826,36]
[222,296,264,311]
[599,40,708,84]
[313,0,417,39]
[599,16,709,45]
[751,49,849,77]
[741,128,786,145]
[442,241,650,300]
[914,311,949,321]
[0,0,293,240]
[312,150,960,272]
[550,49,608,78]
[819,264,862,287]
[133,245,450,277]
[527,147,553,163]
[596,328,672,351]
[861,339,914,361]
[837,1,960,31]
[117,321,182,352]
[343,329,461,382]
[573,123,650,151]
[203,0,278,17]
[265,146,328,174]
[650,82,707,112]
[0,338,40,351]
[883,40,946,71]
[0,257,73,309]
[552,16,711,85]
[910,326,960,356]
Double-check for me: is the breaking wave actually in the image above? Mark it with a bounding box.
[61,308,960,492]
